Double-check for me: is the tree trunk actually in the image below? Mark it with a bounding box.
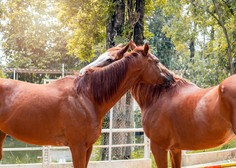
[112,94,127,160]
[106,0,125,48]
[133,0,145,45]
[106,14,115,48]
[189,39,195,62]
[212,0,234,75]
[190,0,196,62]
[103,0,127,160]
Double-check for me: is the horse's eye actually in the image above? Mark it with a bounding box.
[107,58,113,63]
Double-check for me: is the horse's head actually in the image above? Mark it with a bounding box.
[128,42,174,86]
[80,44,128,75]
[80,41,174,86]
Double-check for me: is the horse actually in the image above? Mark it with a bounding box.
[82,41,236,168]
[131,73,236,168]
[0,42,173,168]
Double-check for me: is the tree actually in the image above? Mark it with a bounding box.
[0,0,80,82]
[189,0,235,74]
[157,0,235,86]
[0,70,5,78]
[0,0,80,69]
[106,0,125,48]
[56,0,109,61]
[134,0,145,45]
[99,0,153,160]
[147,7,175,68]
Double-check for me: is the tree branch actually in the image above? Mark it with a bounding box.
[193,3,222,27]
[222,0,234,16]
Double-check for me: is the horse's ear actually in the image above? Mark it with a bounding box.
[117,43,129,59]
[144,43,149,56]
[129,40,137,50]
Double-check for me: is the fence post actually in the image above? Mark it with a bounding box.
[42,146,51,167]
[62,63,65,77]
[13,69,16,80]
[108,108,114,161]
[144,135,150,158]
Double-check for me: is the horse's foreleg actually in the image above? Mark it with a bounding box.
[150,141,168,168]
[0,131,6,160]
[69,144,87,168]
[169,149,181,168]
[86,146,93,167]
[85,146,93,167]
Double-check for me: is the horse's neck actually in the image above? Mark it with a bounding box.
[131,78,197,108]
[81,57,142,115]
[131,83,162,108]
[99,68,141,113]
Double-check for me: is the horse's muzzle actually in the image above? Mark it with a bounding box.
[163,74,175,87]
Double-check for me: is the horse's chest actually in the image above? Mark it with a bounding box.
[85,123,102,145]
[142,108,167,137]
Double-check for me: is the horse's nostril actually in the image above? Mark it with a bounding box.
[165,74,174,82]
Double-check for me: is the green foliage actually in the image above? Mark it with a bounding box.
[0,0,80,72]
[130,147,144,159]
[147,7,175,68]
[56,0,109,61]
[221,139,236,150]
[134,108,142,128]
[0,70,5,78]
[2,151,42,164]
[147,0,236,87]
[177,52,229,87]
[1,137,41,164]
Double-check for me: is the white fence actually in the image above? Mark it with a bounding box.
[182,148,236,167]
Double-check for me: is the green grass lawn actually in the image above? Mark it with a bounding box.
[1,136,42,164]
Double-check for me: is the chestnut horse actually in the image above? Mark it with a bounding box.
[83,41,236,168]
[131,74,236,168]
[0,43,173,168]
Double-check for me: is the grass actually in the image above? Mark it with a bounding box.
[1,136,42,164]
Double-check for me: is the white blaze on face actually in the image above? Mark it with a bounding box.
[80,52,111,75]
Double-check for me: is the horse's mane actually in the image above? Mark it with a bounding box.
[75,53,137,104]
[131,75,195,106]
